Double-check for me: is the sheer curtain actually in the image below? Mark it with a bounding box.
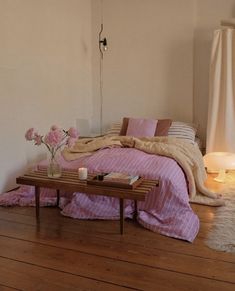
[206,28,235,153]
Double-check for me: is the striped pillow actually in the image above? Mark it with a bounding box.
[168,122,197,144]
[105,122,122,136]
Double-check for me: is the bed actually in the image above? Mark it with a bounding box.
[0,118,223,242]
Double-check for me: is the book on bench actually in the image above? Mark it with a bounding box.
[87,172,143,189]
[103,172,139,185]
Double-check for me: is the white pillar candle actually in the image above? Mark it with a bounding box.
[78,167,88,180]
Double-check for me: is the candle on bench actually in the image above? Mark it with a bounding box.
[78,167,88,180]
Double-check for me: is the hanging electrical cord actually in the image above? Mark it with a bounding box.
[98,0,108,135]
[99,25,104,135]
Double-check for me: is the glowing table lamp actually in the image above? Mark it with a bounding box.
[203,152,235,182]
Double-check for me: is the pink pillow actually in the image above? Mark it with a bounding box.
[126,118,158,137]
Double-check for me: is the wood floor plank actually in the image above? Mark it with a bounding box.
[2,202,213,222]
[0,235,234,291]
[0,210,235,289]
[0,208,220,250]
[0,285,19,291]
[0,207,234,264]
[0,218,234,285]
[0,257,128,291]
[0,207,217,255]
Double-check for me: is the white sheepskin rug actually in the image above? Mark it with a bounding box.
[205,173,235,253]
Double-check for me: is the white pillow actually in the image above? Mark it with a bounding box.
[168,122,197,144]
[105,122,122,136]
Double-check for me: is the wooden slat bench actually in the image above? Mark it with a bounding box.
[16,170,158,234]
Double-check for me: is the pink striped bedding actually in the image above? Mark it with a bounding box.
[0,147,199,242]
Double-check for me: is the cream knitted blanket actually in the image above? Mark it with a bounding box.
[62,136,225,206]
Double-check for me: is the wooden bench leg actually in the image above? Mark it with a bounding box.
[56,189,60,207]
[35,186,40,222]
[134,200,138,220]
[119,198,124,234]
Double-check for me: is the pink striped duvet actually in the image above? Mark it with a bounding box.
[0,147,199,242]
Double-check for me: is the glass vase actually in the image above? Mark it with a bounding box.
[47,155,62,178]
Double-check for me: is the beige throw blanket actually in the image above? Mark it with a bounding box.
[62,136,122,160]
[62,136,225,206]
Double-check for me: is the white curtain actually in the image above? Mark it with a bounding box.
[206,28,235,153]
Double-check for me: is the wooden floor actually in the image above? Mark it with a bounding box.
[0,176,234,290]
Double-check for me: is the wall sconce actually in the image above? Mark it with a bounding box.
[99,24,107,58]
[99,37,108,51]
[203,152,235,182]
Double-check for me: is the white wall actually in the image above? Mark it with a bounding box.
[92,0,235,142]
[92,0,195,132]
[193,0,235,146]
[0,0,92,192]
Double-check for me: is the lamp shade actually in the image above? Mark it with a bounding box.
[203,152,235,172]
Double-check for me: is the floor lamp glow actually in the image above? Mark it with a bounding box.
[203,152,235,182]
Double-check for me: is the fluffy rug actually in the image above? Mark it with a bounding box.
[205,173,235,253]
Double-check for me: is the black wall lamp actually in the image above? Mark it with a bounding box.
[100,37,107,50]
[99,24,108,58]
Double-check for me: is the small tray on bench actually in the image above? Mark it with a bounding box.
[87,175,144,189]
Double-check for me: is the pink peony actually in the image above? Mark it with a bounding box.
[68,127,79,139]
[44,129,64,148]
[25,124,77,159]
[34,133,42,145]
[25,128,36,141]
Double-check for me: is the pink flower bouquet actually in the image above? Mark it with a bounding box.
[25,125,79,177]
